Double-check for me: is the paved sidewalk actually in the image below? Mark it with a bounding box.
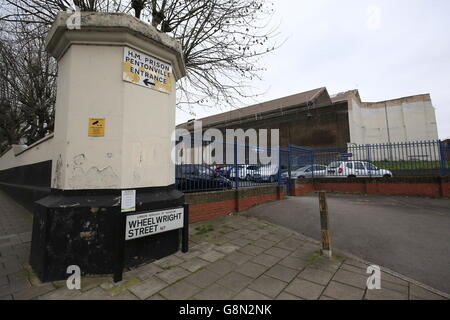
[0,190,448,300]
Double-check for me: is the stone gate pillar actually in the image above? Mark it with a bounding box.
[30,12,186,282]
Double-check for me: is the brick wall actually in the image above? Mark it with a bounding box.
[185,185,284,223]
[292,177,450,198]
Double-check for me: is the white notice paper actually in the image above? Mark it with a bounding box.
[121,190,136,213]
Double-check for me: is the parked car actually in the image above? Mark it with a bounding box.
[326,161,393,178]
[214,165,233,179]
[282,165,328,178]
[229,165,260,181]
[244,165,262,181]
[258,164,281,183]
[175,164,233,192]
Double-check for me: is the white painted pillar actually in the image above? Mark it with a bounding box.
[46,12,186,191]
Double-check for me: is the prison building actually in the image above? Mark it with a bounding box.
[176,87,439,149]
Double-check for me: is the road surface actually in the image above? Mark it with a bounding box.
[246,193,450,294]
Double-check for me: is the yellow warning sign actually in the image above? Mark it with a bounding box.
[88,118,105,137]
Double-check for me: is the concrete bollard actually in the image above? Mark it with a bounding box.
[319,191,332,258]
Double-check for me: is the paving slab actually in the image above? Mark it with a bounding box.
[79,276,112,292]
[154,255,184,269]
[251,253,281,268]
[238,244,266,256]
[224,251,253,266]
[235,262,268,279]
[193,283,235,300]
[214,244,240,255]
[365,288,408,300]
[38,287,83,300]
[217,272,253,292]
[248,275,287,298]
[0,294,12,300]
[332,269,368,289]
[322,281,365,300]
[252,239,277,249]
[276,238,304,251]
[100,277,141,297]
[229,238,253,248]
[264,264,299,283]
[263,233,286,243]
[264,247,292,259]
[381,279,409,295]
[128,276,168,300]
[341,263,368,275]
[206,259,237,277]
[198,250,225,263]
[284,278,324,300]
[276,292,303,300]
[159,280,201,300]
[298,267,335,286]
[146,294,166,300]
[72,287,119,300]
[410,284,447,300]
[180,257,210,273]
[12,283,55,300]
[175,250,202,261]
[126,263,163,280]
[380,271,409,287]
[243,231,264,241]
[156,267,190,284]
[319,295,337,300]
[278,256,309,271]
[232,288,271,300]
[185,269,222,289]
[0,276,7,287]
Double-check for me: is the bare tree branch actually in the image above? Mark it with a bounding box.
[0,0,281,149]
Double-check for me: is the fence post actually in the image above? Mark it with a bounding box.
[319,191,332,258]
[439,140,446,177]
[181,204,189,253]
[288,144,292,179]
[367,144,372,178]
[234,139,239,189]
[287,144,293,195]
[277,148,282,185]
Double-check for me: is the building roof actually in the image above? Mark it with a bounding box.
[177,87,433,129]
[177,87,333,129]
[330,89,431,108]
[330,90,360,103]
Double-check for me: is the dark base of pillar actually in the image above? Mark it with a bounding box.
[29,185,184,282]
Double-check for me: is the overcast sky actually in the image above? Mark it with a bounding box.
[175,0,450,140]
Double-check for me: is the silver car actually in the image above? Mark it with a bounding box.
[327,161,393,178]
[282,165,328,178]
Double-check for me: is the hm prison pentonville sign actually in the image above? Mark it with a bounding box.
[125,207,184,240]
[122,47,173,94]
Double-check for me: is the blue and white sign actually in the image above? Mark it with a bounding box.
[339,153,353,158]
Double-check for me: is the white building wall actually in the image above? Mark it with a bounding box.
[348,95,439,145]
[0,136,53,172]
